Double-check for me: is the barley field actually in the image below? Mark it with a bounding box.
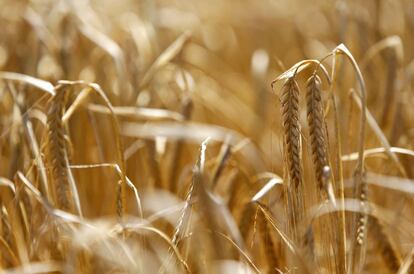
[0,0,413,273]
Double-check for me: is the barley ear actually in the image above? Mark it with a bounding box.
[281,77,302,189]
[306,75,329,190]
[281,77,304,243]
[47,85,81,215]
[47,85,71,210]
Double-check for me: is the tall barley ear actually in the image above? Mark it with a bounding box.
[281,77,302,189]
[306,75,329,190]
[280,77,304,243]
[47,85,71,211]
[306,74,345,271]
[47,85,81,215]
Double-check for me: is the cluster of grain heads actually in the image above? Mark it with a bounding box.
[278,70,338,272]
[275,53,365,272]
[273,43,409,274]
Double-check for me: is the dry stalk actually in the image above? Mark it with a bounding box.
[211,143,231,190]
[168,96,193,193]
[239,202,256,241]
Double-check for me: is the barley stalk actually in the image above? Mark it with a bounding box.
[239,202,256,241]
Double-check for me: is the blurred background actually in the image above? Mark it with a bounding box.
[0,0,413,273]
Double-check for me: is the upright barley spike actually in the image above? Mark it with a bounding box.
[306,74,328,190]
[307,74,345,272]
[281,77,302,189]
[47,85,71,211]
[281,77,304,243]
